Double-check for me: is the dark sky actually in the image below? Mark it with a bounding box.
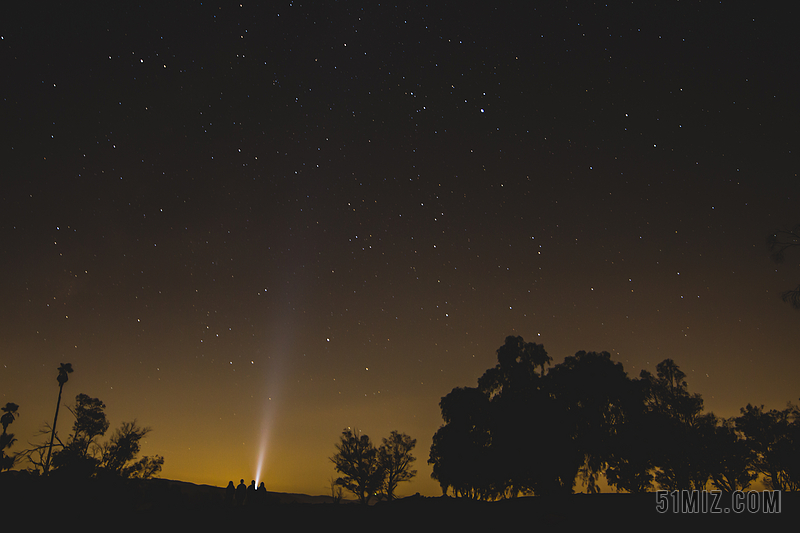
[2,2,798,496]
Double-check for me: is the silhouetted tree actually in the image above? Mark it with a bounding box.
[330,429,384,504]
[767,223,800,309]
[378,431,417,501]
[698,413,757,491]
[44,362,73,475]
[68,394,110,454]
[547,351,639,494]
[604,375,658,493]
[477,336,551,399]
[478,337,559,498]
[125,454,164,479]
[511,397,582,497]
[429,387,495,499]
[50,394,110,477]
[605,441,655,493]
[736,402,800,491]
[20,392,163,479]
[433,342,624,498]
[429,334,800,496]
[638,359,707,490]
[1,402,20,471]
[101,420,154,477]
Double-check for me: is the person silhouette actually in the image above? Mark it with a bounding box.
[257,481,267,507]
[246,479,256,505]
[225,480,235,506]
[235,478,247,506]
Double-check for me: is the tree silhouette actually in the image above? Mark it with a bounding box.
[429,387,494,498]
[44,362,73,475]
[604,376,657,493]
[101,420,160,478]
[638,359,707,490]
[125,454,165,479]
[50,394,110,477]
[20,391,163,479]
[431,339,586,499]
[477,335,551,398]
[431,341,590,499]
[330,429,384,504]
[478,337,559,498]
[767,223,800,309]
[69,394,110,454]
[736,402,800,491]
[1,402,20,471]
[378,431,417,501]
[547,350,639,494]
[698,413,757,491]
[430,334,800,496]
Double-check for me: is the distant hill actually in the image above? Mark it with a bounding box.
[1,471,794,529]
[149,477,357,505]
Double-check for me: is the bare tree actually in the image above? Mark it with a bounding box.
[330,429,384,505]
[378,431,417,501]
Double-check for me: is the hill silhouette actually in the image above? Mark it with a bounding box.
[1,471,794,529]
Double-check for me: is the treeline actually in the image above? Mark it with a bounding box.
[428,336,800,499]
[17,393,164,479]
[1,363,162,480]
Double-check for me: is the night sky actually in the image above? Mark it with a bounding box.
[2,2,798,497]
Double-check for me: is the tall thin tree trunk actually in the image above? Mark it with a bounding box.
[44,382,64,475]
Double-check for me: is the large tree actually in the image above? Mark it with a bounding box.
[429,387,495,499]
[547,350,639,494]
[736,403,800,491]
[638,359,707,490]
[477,335,551,399]
[478,336,559,498]
[430,340,590,499]
[330,429,384,504]
[429,337,727,497]
[699,413,757,492]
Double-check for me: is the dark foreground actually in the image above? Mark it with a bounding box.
[2,472,795,531]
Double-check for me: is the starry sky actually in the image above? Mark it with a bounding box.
[1,2,798,497]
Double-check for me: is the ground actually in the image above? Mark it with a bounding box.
[1,472,794,530]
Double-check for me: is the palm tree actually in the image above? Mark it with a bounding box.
[44,363,73,475]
